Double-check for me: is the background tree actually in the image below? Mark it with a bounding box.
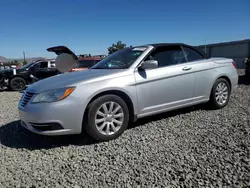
[23,61,28,65]
[107,41,127,55]
[18,61,23,67]
[13,60,18,66]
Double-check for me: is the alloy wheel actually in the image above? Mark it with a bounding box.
[95,101,124,136]
[215,82,229,105]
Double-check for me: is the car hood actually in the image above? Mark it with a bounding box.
[0,68,14,74]
[27,69,131,93]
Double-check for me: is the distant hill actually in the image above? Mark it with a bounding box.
[0,56,46,64]
[0,56,8,62]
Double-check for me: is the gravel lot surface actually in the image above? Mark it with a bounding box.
[0,70,249,188]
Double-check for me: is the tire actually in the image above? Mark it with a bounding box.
[84,94,129,141]
[246,68,250,79]
[0,74,4,85]
[208,78,231,109]
[9,77,26,91]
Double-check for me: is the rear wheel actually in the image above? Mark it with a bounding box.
[9,77,26,91]
[84,94,129,141]
[246,65,250,78]
[0,74,4,85]
[0,74,4,90]
[208,78,231,109]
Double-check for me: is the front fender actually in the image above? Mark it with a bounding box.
[85,86,138,115]
[9,75,31,84]
[72,77,138,119]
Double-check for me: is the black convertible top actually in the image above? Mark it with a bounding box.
[134,43,207,59]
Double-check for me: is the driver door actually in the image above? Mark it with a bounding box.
[135,45,195,116]
[31,61,50,79]
[46,61,59,77]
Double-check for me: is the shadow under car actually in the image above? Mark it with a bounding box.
[0,104,205,150]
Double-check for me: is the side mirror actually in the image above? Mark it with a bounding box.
[139,60,158,70]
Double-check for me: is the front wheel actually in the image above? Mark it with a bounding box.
[208,78,231,109]
[9,77,26,91]
[84,94,129,141]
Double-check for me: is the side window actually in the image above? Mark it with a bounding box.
[40,61,48,68]
[182,46,204,62]
[145,46,187,68]
[32,62,40,68]
[50,62,56,68]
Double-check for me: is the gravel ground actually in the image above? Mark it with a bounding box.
[0,70,249,188]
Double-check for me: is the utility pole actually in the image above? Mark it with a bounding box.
[204,39,207,55]
[23,51,26,62]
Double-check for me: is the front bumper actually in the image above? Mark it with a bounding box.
[18,93,85,136]
[0,76,9,88]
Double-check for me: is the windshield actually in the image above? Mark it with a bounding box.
[91,47,147,69]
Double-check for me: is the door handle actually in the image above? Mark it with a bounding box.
[182,67,192,71]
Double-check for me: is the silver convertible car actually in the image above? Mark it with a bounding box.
[18,43,238,141]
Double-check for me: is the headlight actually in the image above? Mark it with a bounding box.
[32,87,75,103]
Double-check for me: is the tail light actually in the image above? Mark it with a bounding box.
[232,61,237,69]
[69,69,76,72]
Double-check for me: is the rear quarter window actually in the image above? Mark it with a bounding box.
[182,46,204,62]
[50,62,56,67]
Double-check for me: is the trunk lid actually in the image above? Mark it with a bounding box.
[210,57,233,64]
[47,46,78,60]
[211,57,237,69]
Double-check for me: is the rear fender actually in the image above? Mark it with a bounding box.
[0,73,4,83]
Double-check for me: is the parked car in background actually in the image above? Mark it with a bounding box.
[70,57,103,72]
[10,65,17,68]
[244,57,250,78]
[18,43,238,141]
[0,59,59,91]
[47,45,105,72]
[0,65,11,70]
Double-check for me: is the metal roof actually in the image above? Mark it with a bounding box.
[196,39,250,48]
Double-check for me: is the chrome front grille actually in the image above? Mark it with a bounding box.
[20,90,34,107]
